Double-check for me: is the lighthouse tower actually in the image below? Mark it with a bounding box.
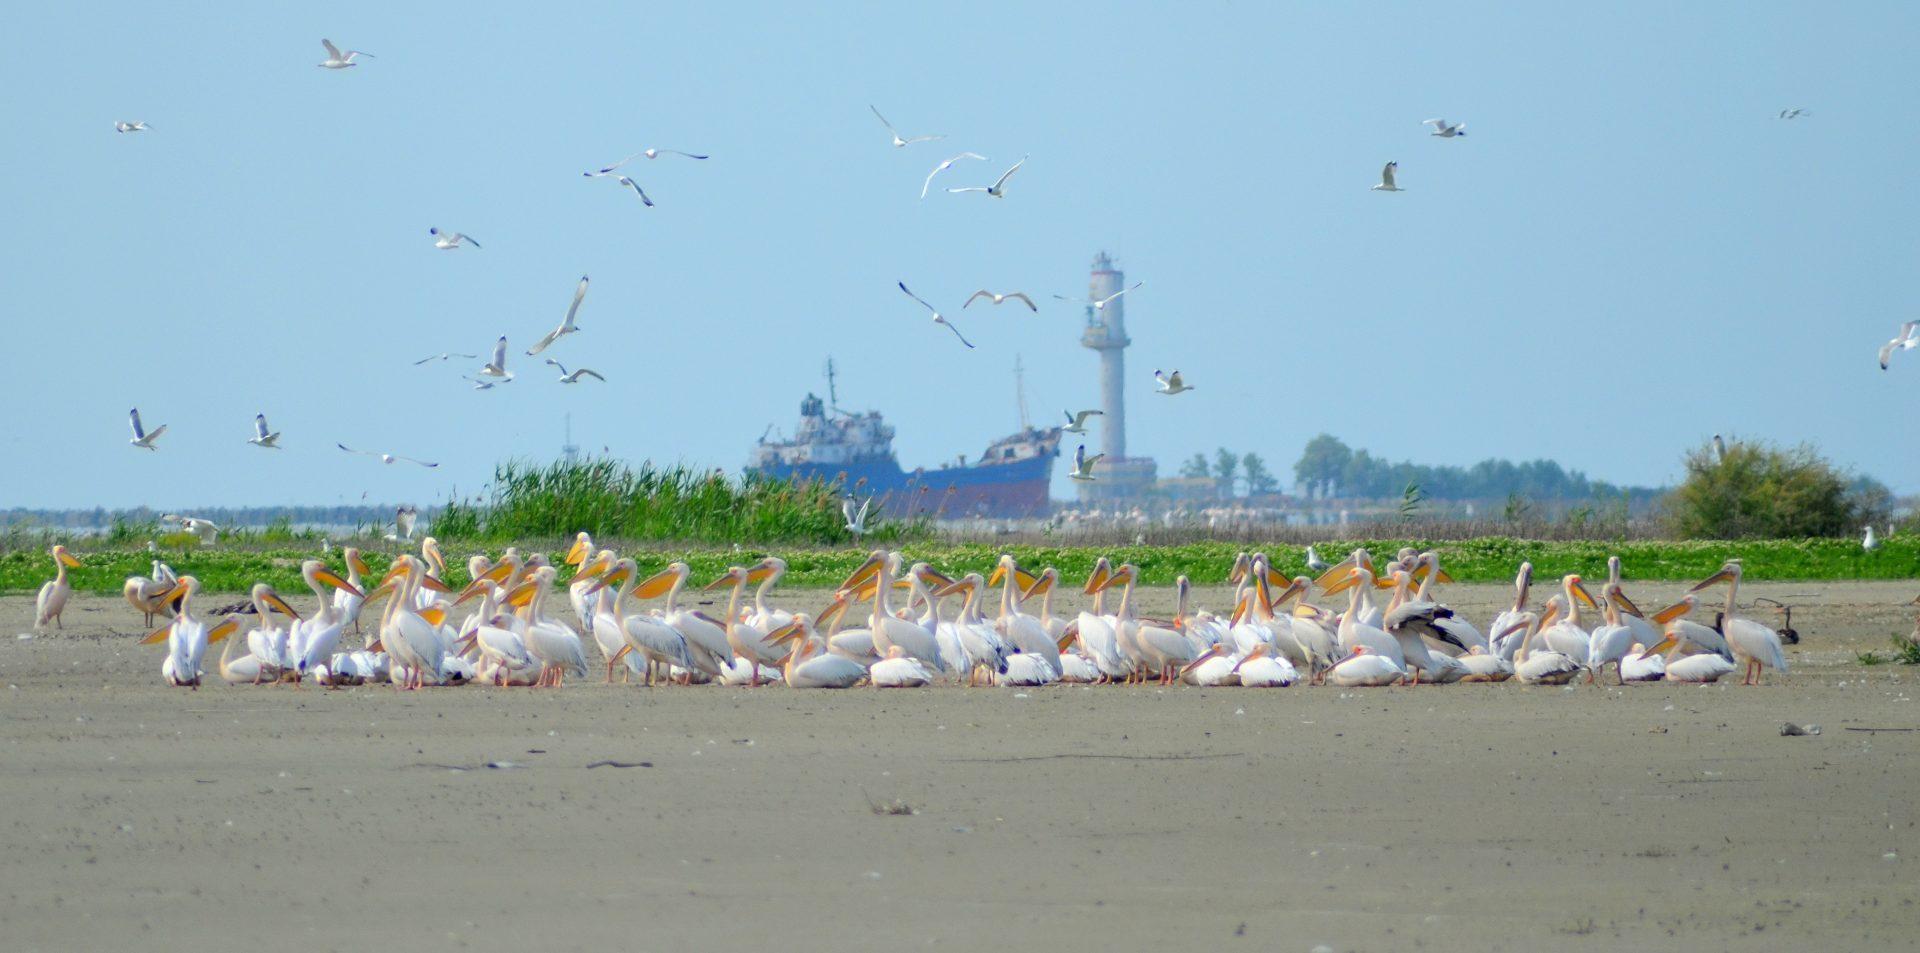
[1075,252,1157,502]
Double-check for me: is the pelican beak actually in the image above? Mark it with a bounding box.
[1092,568,1131,593]
[1021,573,1055,600]
[933,579,971,599]
[364,580,399,605]
[1229,593,1251,627]
[1083,560,1111,595]
[366,638,385,653]
[475,561,514,586]
[503,580,539,608]
[839,553,885,592]
[701,571,740,593]
[315,568,362,598]
[418,606,448,628]
[634,567,679,599]
[206,617,242,644]
[1689,568,1736,593]
[1180,644,1227,677]
[379,561,410,586]
[453,581,487,606]
[1014,567,1038,589]
[915,565,956,588]
[1272,578,1308,607]
[419,576,453,593]
[1262,566,1290,590]
[264,592,303,621]
[1434,568,1455,584]
[1651,600,1693,625]
[139,623,172,645]
[768,620,806,646]
[1056,630,1077,653]
[1612,590,1645,618]
[1232,644,1267,672]
[1571,581,1600,609]
[350,552,370,577]
[58,551,82,568]
[988,565,1006,587]
[1638,634,1678,660]
[744,562,776,584]
[1319,567,1361,595]
[565,537,591,566]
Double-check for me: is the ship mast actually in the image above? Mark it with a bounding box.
[823,357,841,416]
[1013,355,1031,431]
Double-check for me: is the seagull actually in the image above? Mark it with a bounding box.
[1423,118,1466,137]
[1372,161,1403,192]
[1062,409,1103,434]
[395,505,419,541]
[583,149,709,176]
[870,105,945,148]
[1865,525,1882,552]
[947,155,1027,198]
[545,359,605,384]
[526,276,590,355]
[1154,369,1193,395]
[337,444,439,468]
[1304,545,1330,574]
[465,377,499,390]
[613,176,655,207]
[128,408,167,450]
[1054,281,1141,313]
[162,514,221,544]
[114,121,149,133]
[478,336,514,379]
[1878,321,1919,370]
[318,39,373,69]
[1069,444,1104,482]
[843,496,873,540]
[897,282,974,348]
[964,290,1037,311]
[921,152,988,198]
[429,227,480,250]
[1779,108,1809,119]
[412,351,477,365]
[248,414,282,449]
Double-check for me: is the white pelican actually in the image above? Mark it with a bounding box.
[1153,369,1193,395]
[1233,643,1298,687]
[1878,320,1919,370]
[248,413,282,448]
[1488,562,1534,661]
[429,227,479,250]
[1410,552,1484,652]
[1586,582,1637,685]
[1068,443,1103,482]
[563,534,601,630]
[318,39,372,68]
[1328,647,1405,686]
[1072,559,1127,682]
[34,545,82,630]
[704,566,787,685]
[1602,556,1660,649]
[139,576,215,686]
[518,565,586,687]
[1378,568,1467,683]
[1053,280,1141,313]
[769,615,869,688]
[1455,646,1513,682]
[642,562,732,675]
[1180,643,1240,687]
[337,443,439,467]
[588,559,703,684]
[368,556,454,689]
[1510,600,1582,685]
[1688,561,1788,685]
[526,276,590,356]
[1022,567,1072,642]
[746,556,797,632]
[990,555,1059,677]
[333,547,371,635]
[242,583,304,681]
[897,282,975,348]
[870,105,944,148]
[920,152,987,197]
[1062,409,1102,434]
[214,611,273,685]
[842,551,945,672]
[1635,601,1737,683]
[1094,563,1198,684]
[288,561,361,683]
[545,360,605,384]
[870,646,934,687]
[1539,575,1600,662]
[395,507,420,541]
[114,121,149,133]
[933,574,1007,684]
[946,155,1027,198]
[1423,118,1466,137]
[1619,645,1666,682]
[123,565,176,627]
[127,408,167,450]
[1321,565,1407,671]
[964,290,1037,311]
[1371,161,1403,192]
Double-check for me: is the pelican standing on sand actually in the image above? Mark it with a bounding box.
[34,545,82,630]
[1689,561,1788,685]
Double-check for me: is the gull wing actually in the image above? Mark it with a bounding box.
[573,368,606,382]
[393,455,439,468]
[129,408,146,439]
[322,38,343,60]
[491,336,510,368]
[588,151,646,176]
[897,282,939,317]
[254,415,271,440]
[337,444,381,457]
[1006,292,1037,311]
[963,291,993,309]
[616,176,655,206]
[869,105,897,135]
[942,320,975,349]
[1380,162,1398,189]
[1098,281,1142,306]
[658,149,708,159]
[992,156,1028,191]
[561,275,589,332]
[1881,339,1898,370]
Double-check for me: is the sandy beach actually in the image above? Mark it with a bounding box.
[5,581,1919,953]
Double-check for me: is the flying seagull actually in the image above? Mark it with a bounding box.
[395,505,419,541]
[526,276,589,355]
[128,408,167,450]
[466,377,499,390]
[964,290,1037,311]
[843,496,873,540]
[429,227,480,250]
[1878,320,1919,370]
[337,444,439,468]
[114,121,150,133]
[1069,444,1104,482]
[921,152,987,198]
[583,148,709,176]
[545,359,605,383]
[1372,161,1403,192]
[947,155,1027,199]
[412,351,478,365]
[1054,281,1141,313]
[613,176,654,207]
[1304,545,1330,574]
[1154,369,1193,395]
[870,105,945,148]
[162,514,221,544]
[1062,409,1102,434]
[1423,118,1466,137]
[1779,108,1809,119]
[897,282,975,348]
[248,414,282,449]
[478,336,513,379]
[318,39,373,69]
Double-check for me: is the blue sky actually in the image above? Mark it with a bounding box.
[4,1,1915,510]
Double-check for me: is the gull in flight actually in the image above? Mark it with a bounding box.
[1154,369,1194,395]
[1069,444,1104,482]
[162,514,221,544]
[545,359,605,384]
[843,496,873,540]
[465,377,499,390]
[1054,281,1141,313]
[612,176,655,207]
[1062,409,1102,434]
[921,152,987,198]
[318,39,373,69]
[1779,108,1809,119]
[429,227,480,250]
[114,121,149,133]
[964,290,1037,311]
[395,505,419,541]
[128,408,167,450]
[337,444,439,468]
[1372,161,1403,192]
[897,282,974,348]
[478,336,514,379]
[526,276,590,355]
[583,148,710,176]
[412,350,477,365]
[1878,321,1919,370]
[870,105,945,148]
[1423,118,1466,137]
[248,414,282,449]
[947,156,1027,199]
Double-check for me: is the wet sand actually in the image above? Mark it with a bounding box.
[5,581,1920,953]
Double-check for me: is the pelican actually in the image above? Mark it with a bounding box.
[1878,320,1919,370]
[1321,565,1407,671]
[288,561,362,683]
[920,152,987,197]
[564,533,599,628]
[870,105,945,148]
[946,155,1027,198]
[1021,568,1071,642]
[841,551,945,671]
[33,545,82,630]
[870,646,934,687]
[704,566,787,685]
[934,574,1008,685]
[139,576,216,686]
[1062,409,1102,434]
[1619,644,1666,682]
[545,360,605,383]
[247,413,282,448]
[897,282,975,348]
[1602,556,1660,649]
[429,227,480,250]
[588,559,702,685]
[526,276,590,356]
[1688,561,1787,685]
[1488,562,1534,661]
[1068,443,1104,481]
[1328,647,1406,687]
[318,38,372,68]
[368,555,453,689]
[332,547,370,634]
[1455,646,1513,682]
[645,562,732,676]
[1423,118,1466,137]
[964,290,1037,311]
[1153,369,1193,395]
[114,121,149,133]
[123,565,176,627]
[337,444,439,467]
[1180,643,1241,687]
[242,583,304,681]
[990,554,1059,678]
[1510,600,1582,685]
[1073,559,1127,682]
[215,609,275,685]
[770,614,869,688]
[1053,281,1141,313]
[1586,582,1638,685]
[127,408,167,450]
[1233,643,1298,687]
[1378,567,1467,682]
[1371,161,1403,192]
[518,565,586,687]
[1539,575,1600,662]
[1636,601,1738,683]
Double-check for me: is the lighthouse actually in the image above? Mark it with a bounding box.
[1076,252,1157,502]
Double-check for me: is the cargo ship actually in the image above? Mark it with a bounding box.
[747,361,1061,519]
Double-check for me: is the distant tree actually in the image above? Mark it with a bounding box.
[1665,439,1860,538]
[1213,449,1240,492]
[1243,453,1277,495]
[1398,481,1425,522]
[1846,476,1895,529]
[1294,434,1352,493]
[1179,453,1211,479]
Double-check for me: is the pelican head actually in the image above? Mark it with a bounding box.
[51,545,82,568]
